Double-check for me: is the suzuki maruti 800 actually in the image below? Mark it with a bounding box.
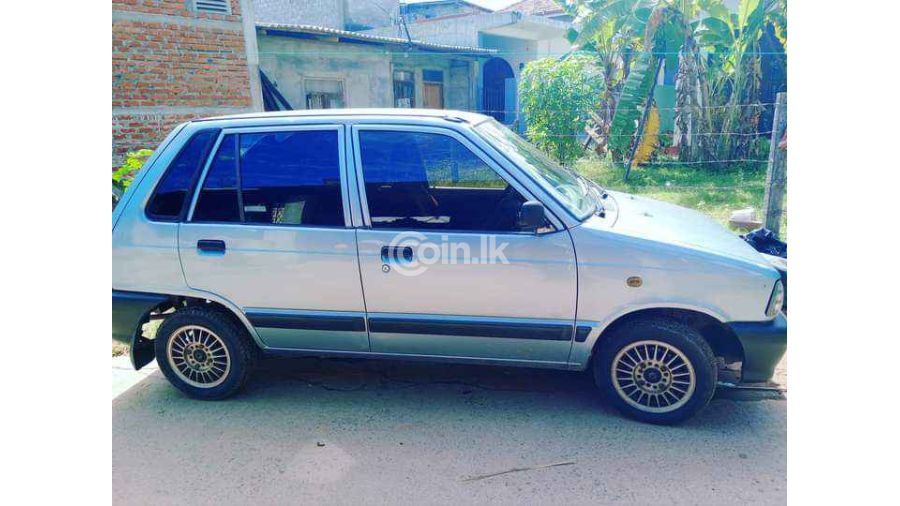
[112,110,786,424]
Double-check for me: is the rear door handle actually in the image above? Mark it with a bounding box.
[197,239,226,254]
[381,245,413,262]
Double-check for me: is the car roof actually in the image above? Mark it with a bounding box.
[196,108,491,125]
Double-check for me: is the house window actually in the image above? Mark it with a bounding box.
[422,70,444,109]
[305,79,345,109]
[192,0,231,14]
[393,70,416,108]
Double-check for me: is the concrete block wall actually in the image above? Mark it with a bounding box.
[403,2,486,23]
[257,36,393,110]
[256,32,479,113]
[112,0,261,165]
[344,0,397,30]
[254,0,346,29]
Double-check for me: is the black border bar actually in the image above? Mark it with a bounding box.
[368,317,573,341]
[247,312,366,332]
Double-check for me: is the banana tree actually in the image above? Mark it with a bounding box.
[674,34,708,162]
[565,0,786,169]
[567,1,695,175]
[564,0,652,154]
[695,0,786,160]
[611,5,688,177]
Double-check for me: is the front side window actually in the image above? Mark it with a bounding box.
[192,130,344,226]
[146,129,218,220]
[358,130,534,232]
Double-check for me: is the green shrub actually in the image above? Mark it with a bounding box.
[520,55,603,165]
[112,149,153,189]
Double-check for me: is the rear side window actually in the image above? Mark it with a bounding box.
[146,129,218,220]
[191,130,344,227]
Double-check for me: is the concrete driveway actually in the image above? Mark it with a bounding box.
[113,357,786,505]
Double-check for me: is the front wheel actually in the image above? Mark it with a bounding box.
[594,318,717,424]
[155,306,256,400]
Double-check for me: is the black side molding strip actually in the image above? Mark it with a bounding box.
[247,312,366,332]
[368,317,573,341]
[574,326,593,343]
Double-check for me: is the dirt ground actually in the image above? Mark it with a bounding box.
[113,355,786,505]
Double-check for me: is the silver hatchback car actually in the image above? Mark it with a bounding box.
[112,109,786,424]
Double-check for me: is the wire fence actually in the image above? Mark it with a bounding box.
[252,49,788,57]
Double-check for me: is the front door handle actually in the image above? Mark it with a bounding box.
[381,245,413,262]
[197,239,226,254]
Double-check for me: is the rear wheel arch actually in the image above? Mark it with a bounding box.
[127,294,263,369]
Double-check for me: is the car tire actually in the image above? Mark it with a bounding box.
[154,305,256,400]
[593,318,717,424]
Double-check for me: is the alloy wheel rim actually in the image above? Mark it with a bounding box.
[611,340,696,413]
[166,325,231,388]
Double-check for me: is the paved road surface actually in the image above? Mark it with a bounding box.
[113,357,786,505]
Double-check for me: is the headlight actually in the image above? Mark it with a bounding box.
[766,280,784,317]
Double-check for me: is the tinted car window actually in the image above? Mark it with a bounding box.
[239,130,344,226]
[191,130,344,226]
[146,129,218,220]
[359,130,528,232]
[192,134,240,222]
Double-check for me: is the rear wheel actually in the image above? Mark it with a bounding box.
[594,318,717,424]
[155,306,255,400]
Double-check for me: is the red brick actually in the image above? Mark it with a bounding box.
[112,1,251,165]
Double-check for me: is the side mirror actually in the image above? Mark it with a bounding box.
[517,200,545,233]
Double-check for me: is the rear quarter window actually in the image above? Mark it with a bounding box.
[145,129,219,221]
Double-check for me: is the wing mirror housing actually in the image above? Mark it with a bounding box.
[517,200,545,233]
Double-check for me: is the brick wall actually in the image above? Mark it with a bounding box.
[112,0,259,165]
[112,0,243,21]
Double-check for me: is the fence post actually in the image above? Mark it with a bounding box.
[763,92,787,238]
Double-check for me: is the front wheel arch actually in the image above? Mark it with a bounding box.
[588,308,745,369]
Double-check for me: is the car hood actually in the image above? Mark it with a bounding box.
[600,190,772,269]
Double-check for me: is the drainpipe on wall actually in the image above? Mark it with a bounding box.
[240,0,264,112]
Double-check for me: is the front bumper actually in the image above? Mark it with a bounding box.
[728,313,787,383]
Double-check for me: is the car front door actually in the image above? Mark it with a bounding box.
[351,125,578,366]
[178,125,368,352]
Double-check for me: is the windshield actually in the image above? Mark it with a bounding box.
[475,119,595,220]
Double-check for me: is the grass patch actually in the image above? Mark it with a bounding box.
[112,341,129,357]
[573,157,786,238]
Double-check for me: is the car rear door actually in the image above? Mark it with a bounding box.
[178,125,368,352]
[350,124,578,366]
